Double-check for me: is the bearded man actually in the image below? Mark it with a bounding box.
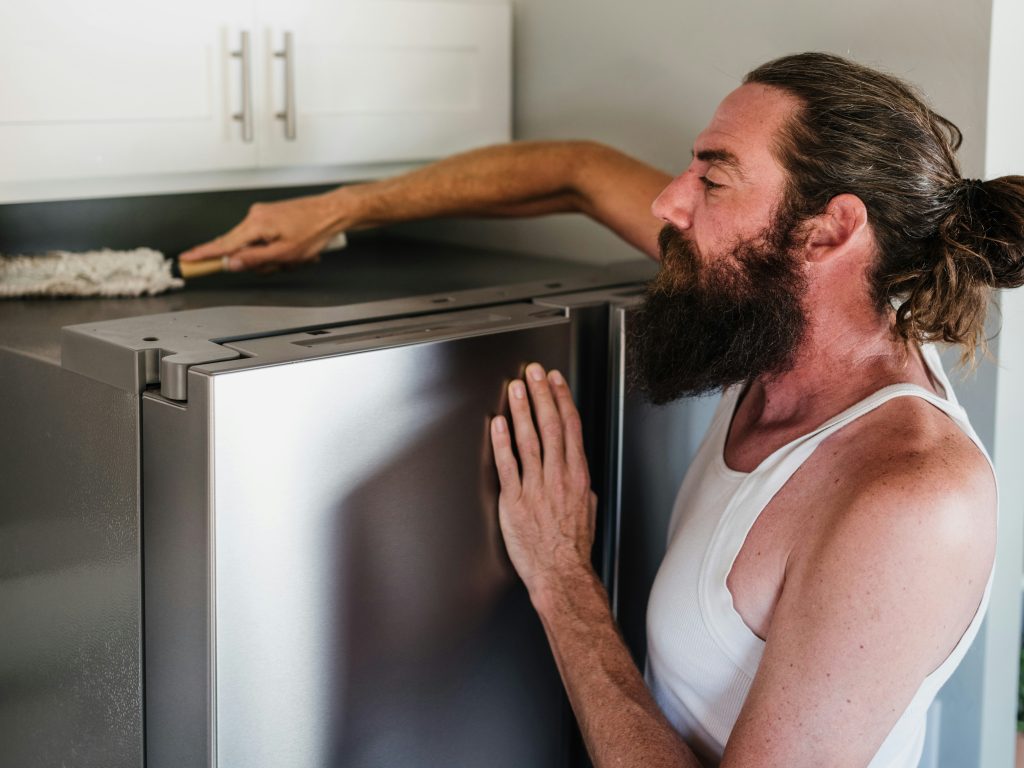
[185,53,1024,767]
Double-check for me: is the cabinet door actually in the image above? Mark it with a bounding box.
[0,0,256,186]
[255,0,511,168]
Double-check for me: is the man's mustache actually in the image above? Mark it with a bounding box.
[657,224,679,258]
[656,224,702,288]
[658,224,693,260]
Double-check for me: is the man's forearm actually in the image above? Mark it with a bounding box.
[489,366,696,766]
[531,567,701,768]
[326,141,670,258]
[180,140,669,267]
[336,141,593,224]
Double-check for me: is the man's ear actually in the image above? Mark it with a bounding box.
[803,194,869,263]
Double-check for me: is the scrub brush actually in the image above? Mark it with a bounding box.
[0,233,348,299]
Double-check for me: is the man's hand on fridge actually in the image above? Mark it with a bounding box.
[490,362,599,597]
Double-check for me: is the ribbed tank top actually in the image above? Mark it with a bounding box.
[645,345,996,767]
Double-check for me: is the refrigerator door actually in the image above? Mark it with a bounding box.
[143,305,574,768]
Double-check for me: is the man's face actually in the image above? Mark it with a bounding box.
[630,85,810,403]
[651,83,797,266]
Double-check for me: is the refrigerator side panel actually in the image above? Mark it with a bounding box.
[533,292,631,596]
[610,305,719,667]
[0,350,143,768]
[560,303,614,585]
[143,379,215,768]
[208,322,573,767]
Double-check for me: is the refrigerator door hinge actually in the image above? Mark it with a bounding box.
[61,320,242,402]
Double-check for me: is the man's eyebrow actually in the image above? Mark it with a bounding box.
[691,148,747,179]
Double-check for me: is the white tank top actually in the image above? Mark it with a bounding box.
[645,345,996,767]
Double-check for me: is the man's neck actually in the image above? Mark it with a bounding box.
[741,297,930,433]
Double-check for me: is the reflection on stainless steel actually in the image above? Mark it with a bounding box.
[146,318,573,767]
[0,352,143,768]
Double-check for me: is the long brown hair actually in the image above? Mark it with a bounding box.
[745,52,1024,364]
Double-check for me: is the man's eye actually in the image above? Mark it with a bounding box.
[699,176,723,191]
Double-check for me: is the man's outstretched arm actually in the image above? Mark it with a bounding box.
[180,141,671,271]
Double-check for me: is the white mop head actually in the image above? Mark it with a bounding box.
[0,248,184,298]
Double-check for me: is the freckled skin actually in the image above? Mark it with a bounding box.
[489,81,996,768]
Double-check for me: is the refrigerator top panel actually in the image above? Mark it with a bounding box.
[0,235,654,368]
[42,237,654,400]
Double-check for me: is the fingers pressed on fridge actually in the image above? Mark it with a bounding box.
[490,416,522,497]
[524,363,565,467]
[548,369,588,478]
[507,379,542,478]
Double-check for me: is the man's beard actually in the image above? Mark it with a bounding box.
[629,213,809,404]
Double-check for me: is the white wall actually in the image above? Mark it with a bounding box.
[980,1,1024,765]
[402,0,991,265]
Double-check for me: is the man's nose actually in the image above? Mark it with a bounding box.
[650,172,695,230]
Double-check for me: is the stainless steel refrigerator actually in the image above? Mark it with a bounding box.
[1,239,704,768]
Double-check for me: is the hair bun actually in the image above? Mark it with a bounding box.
[953,175,1024,290]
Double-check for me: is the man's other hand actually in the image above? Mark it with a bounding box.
[490,363,598,595]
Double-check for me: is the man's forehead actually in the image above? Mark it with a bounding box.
[692,84,798,172]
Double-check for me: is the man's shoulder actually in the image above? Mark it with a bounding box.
[805,393,995,582]
[829,393,993,509]
[743,393,997,768]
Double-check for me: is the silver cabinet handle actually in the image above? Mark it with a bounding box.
[230,31,254,143]
[274,31,297,141]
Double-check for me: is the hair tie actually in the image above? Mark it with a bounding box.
[959,177,985,205]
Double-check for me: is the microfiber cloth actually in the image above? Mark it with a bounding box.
[0,248,184,298]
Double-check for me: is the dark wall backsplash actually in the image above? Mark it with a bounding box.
[0,185,340,257]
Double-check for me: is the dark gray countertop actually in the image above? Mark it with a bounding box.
[0,236,652,367]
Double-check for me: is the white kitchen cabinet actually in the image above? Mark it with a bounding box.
[0,0,510,203]
[0,0,258,185]
[255,1,511,168]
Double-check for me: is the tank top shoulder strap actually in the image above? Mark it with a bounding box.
[699,346,990,679]
[806,344,975,449]
[810,381,958,439]
[711,345,969,460]
[719,378,960,563]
